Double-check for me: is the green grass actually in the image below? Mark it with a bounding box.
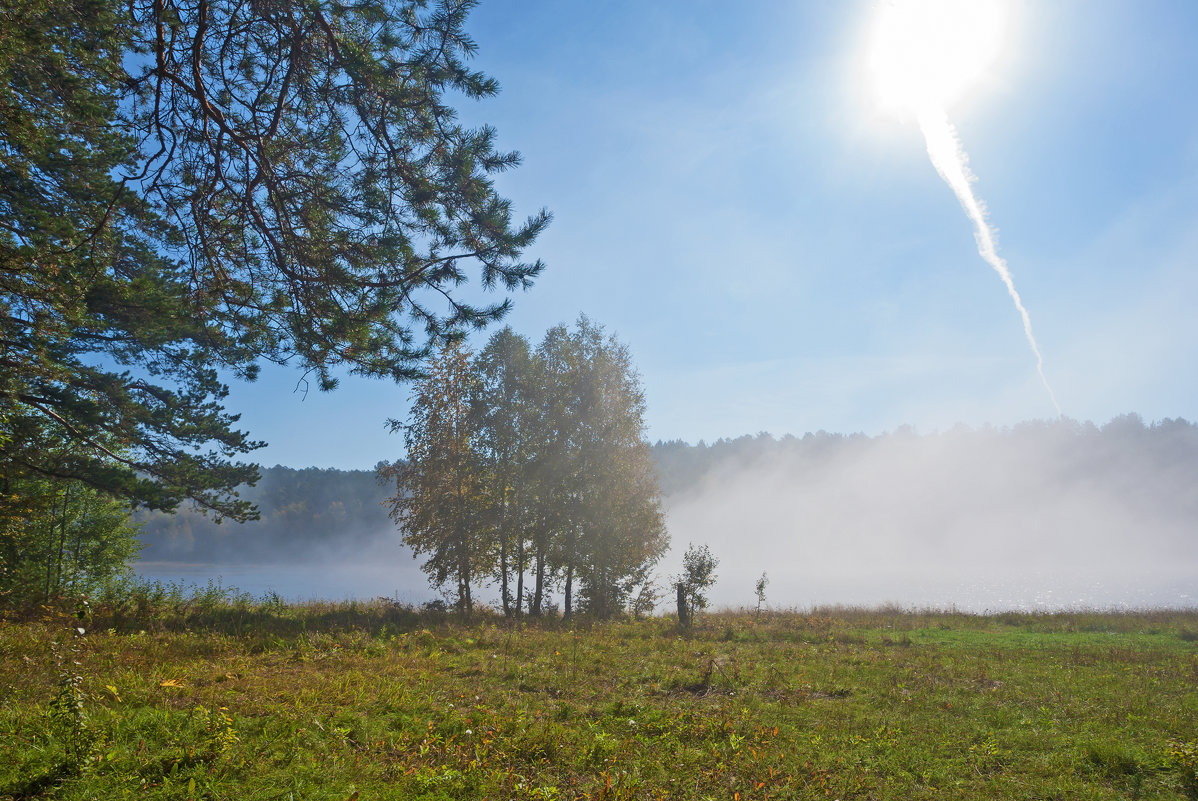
[2,595,1197,799]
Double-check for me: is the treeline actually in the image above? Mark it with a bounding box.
[654,413,1198,498]
[135,467,390,563]
[138,413,1198,561]
[379,319,668,619]
[1,474,141,607]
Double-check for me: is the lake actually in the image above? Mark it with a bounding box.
[133,559,1195,613]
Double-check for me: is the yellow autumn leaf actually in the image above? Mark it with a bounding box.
[104,684,121,701]
[159,678,184,687]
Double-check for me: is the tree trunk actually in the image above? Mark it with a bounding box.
[463,563,472,615]
[493,477,508,615]
[70,497,83,594]
[531,529,545,617]
[676,582,690,628]
[595,568,608,620]
[41,514,54,603]
[515,534,525,617]
[455,461,471,616]
[50,484,69,601]
[499,534,510,617]
[563,562,574,620]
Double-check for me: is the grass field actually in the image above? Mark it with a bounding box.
[2,591,1197,800]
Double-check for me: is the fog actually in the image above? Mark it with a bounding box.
[657,418,1198,611]
[134,466,426,601]
[136,416,1198,611]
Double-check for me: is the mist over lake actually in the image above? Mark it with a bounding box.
[134,415,1198,612]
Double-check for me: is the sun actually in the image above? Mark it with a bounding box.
[867,0,1008,115]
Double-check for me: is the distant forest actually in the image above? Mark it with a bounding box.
[137,414,1198,564]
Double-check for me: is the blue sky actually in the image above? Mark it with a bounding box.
[227,0,1198,469]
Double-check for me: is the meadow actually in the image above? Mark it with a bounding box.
[2,588,1197,800]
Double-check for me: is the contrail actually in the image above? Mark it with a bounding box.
[917,105,1062,415]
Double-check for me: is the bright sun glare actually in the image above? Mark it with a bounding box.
[868,0,1008,115]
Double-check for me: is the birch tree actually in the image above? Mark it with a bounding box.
[380,342,487,613]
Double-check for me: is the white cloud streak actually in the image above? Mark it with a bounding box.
[917,105,1062,415]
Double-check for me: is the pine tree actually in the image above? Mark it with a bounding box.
[1,0,548,518]
[0,0,260,518]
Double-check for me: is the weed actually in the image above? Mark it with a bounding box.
[193,703,239,758]
[47,630,104,776]
[1169,740,1198,800]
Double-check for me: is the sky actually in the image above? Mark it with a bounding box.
[225,0,1198,470]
